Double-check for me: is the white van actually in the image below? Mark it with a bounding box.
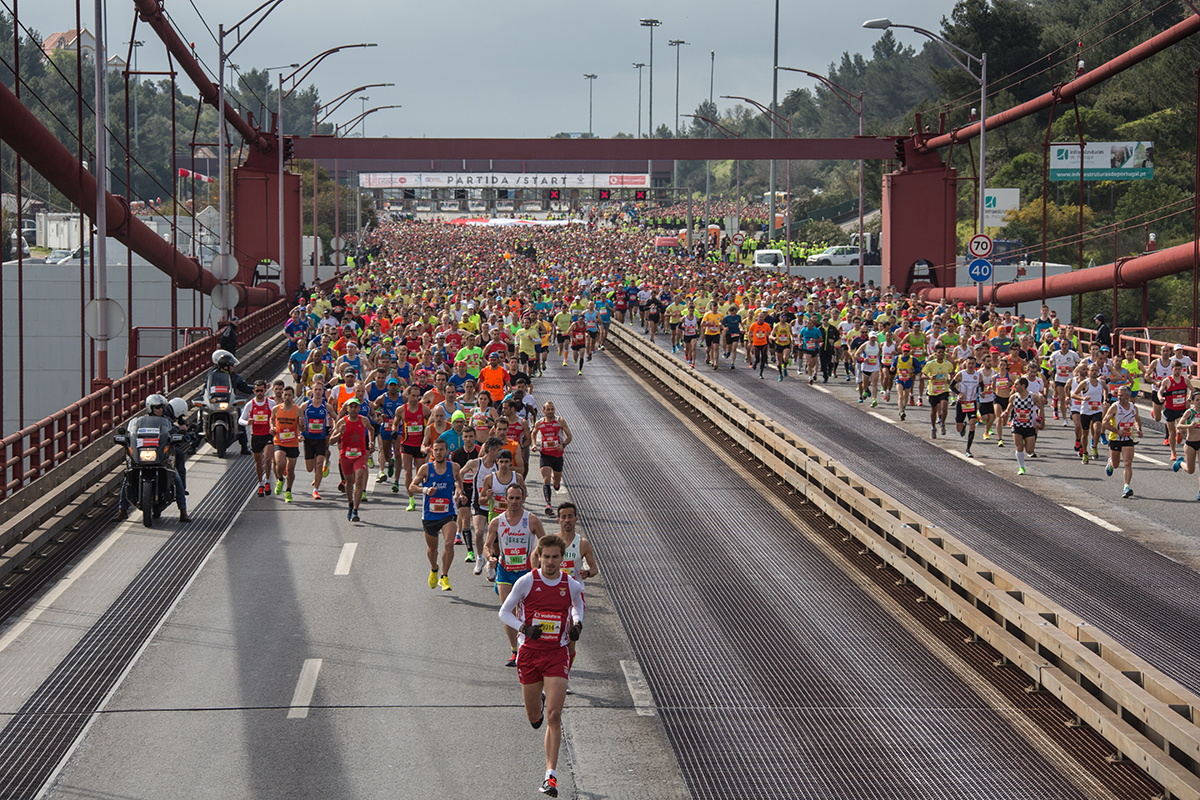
[754,249,785,269]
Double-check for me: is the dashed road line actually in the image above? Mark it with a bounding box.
[287,658,323,719]
[334,543,358,575]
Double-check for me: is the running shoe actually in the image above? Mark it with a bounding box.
[473,557,484,575]
[965,450,973,458]
[539,775,558,797]
[378,470,387,482]
[428,570,438,589]
[465,549,476,563]
[983,430,990,440]
[392,482,399,494]
[940,423,947,436]
[959,426,965,438]
[578,368,583,375]
[1082,453,1090,464]
[455,530,464,545]
[1106,462,1114,477]
[996,439,1005,447]
[1164,437,1171,447]
[275,479,283,495]
[1178,431,1185,445]
[1053,411,1059,420]
[284,490,293,503]
[931,427,937,439]
[387,462,394,478]
[778,374,784,382]
[1100,434,1108,445]
[730,364,735,370]
[367,455,375,468]
[553,481,560,491]
[917,398,924,406]
[487,562,497,581]
[347,507,353,521]
[545,504,554,516]
[900,411,906,421]
[312,490,322,500]
[1122,486,1134,499]
[322,464,329,478]
[1062,419,1070,427]
[1091,446,1099,458]
[1030,452,1038,458]
[883,391,890,402]
[438,575,452,591]
[505,652,517,667]
[858,395,865,403]
[257,485,266,497]
[870,398,878,408]
[1017,466,1026,475]
[338,480,345,492]
[351,510,360,522]
[1173,456,1185,472]
[407,497,417,511]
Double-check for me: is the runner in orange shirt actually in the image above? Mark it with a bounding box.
[748,311,772,379]
[271,385,301,502]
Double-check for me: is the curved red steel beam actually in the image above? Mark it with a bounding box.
[0,80,278,306]
[919,13,1200,153]
[132,0,273,154]
[916,241,1194,305]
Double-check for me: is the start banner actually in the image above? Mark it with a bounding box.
[359,173,650,189]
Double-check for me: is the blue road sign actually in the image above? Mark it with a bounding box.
[968,258,993,283]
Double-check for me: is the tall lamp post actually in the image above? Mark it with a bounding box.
[668,39,688,194]
[684,113,741,251]
[704,50,714,238]
[639,19,661,136]
[864,17,987,305]
[776,66,866,284]
[126,40,143,149]
[583,74,597,137]
[769,0,780,242]
[284,50,383,282]
[722,94,788,261]
[633,63,646,138]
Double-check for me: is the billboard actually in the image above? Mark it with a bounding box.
[983,188,1020,227]
[1049,141,1153,181]
[359,173,649,189]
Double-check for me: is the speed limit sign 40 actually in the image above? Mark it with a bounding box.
[968,233,993,258]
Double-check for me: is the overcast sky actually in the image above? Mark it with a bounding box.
[24,0,950,138]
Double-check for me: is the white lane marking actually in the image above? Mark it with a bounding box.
[868,412,898,425]
[1134,453,1167,466]
[812,385,831,394]
[1061,505,1123,532]
[287,658,324,719]
[34,489,256,800]
[334,543,358,575]
[0,524,128,655]
[947,449,985,465]
[619,659,657,717]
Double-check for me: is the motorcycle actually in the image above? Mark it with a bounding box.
[114,415,185,529]
[196,369,247,457]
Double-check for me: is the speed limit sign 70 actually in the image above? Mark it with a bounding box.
[968,233,993,258]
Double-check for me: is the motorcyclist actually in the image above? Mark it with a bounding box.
[210,349,254,455]
[169,397,197,503]
[117,394,190,522]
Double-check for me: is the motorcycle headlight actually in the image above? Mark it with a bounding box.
[138,448,158,462]
[217,402,229,410]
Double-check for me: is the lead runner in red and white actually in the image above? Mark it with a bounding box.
[498,534,585,798]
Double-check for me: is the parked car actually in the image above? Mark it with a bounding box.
[806,245,860,267]
[8,232,30,259]
[46,249,73,263]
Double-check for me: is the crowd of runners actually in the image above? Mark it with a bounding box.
[248,216,1198,794]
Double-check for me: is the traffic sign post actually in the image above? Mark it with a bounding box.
[967,258,993,283]
[968,233,993,259]
[732,232,745,247]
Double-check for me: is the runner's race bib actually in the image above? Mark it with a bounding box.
[344,448,362,458]
[308,420,324,433]
[960,401,976,414]
[429,498,450,514]
[279,429,296,443]
[531,610,562,637]
[502,547,527,570]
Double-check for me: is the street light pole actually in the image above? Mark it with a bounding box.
[358,96,369,137]
[640,19,661,136]
[126,39,143,149]
[633,63,646,138]
[705,50,714,240]
[769,0,780,241]
[668,39,688,197]
[584,74,597,137]
[776,66,866,284]
[864,18,986,305]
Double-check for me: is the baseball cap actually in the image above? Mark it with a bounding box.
[1174,343,1184,350]
[343,397,361,406]
[488,351,501,359]
[901,343,912,351]
[989,346,1000,353]
[386,377,399,385]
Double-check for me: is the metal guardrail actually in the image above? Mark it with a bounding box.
[607,322,1200,800]
[125,326,214,375]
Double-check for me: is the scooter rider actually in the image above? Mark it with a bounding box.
[117,394,190,522]
[211,349,254,455]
